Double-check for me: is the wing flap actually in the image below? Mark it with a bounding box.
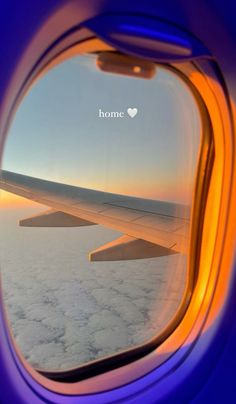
[19,209,96,227]
[89,234,177,261]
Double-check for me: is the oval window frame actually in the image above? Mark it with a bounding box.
[1,32,231,397]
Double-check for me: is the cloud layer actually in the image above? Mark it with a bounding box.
[0,208,186,371]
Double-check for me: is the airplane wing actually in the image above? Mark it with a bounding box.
[0,170,190,261]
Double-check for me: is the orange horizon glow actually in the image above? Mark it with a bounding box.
[0,178,193,209]
[0,191,40,209]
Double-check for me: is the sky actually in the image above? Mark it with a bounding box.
[0,53,195,369]
[1,53,201,207]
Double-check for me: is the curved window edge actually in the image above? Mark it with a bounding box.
[0,33,231,396]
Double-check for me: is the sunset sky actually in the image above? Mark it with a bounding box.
[1,54,201,208]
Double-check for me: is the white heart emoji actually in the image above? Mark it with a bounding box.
[127,108,138,118]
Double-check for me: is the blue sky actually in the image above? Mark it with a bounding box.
[2,54,201,204]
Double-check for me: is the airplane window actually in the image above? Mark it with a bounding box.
[0,52,200,372]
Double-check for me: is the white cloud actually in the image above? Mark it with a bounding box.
[0,208,186,370]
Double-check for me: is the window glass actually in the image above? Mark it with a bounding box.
[0,53,200,371]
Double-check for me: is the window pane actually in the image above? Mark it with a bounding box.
[0,53,200,371]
